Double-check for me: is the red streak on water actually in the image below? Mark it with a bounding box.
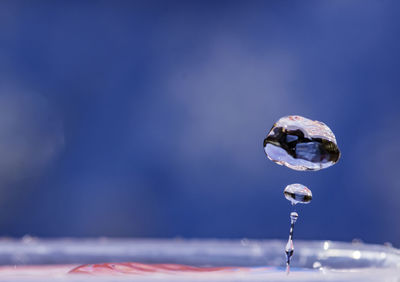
[70,262,252,276]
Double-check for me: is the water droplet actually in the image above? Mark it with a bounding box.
[312,261,322,269]
[285,239,294,262]
[285,212,299,274]
[264,115,340,171]
[284,184,312,205]
[384,242,393,248]
[352,250,361,260]
[352,238,363,245]
[21,235,36,244]
[290,212,298,223]
[240,238,249,246]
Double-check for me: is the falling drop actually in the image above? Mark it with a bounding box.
[283,184,312,274]
[263,115,340,171]
[284,183,312,205]
[285,211,298,274]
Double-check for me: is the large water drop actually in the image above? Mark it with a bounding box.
[264,115,340,171]
[284,183,312,205]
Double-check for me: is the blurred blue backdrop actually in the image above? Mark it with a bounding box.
[0,0,399,246]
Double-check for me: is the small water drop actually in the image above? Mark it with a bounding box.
[384,242,393,248]
[21,235,36,244]
[352,238,363,245]
[283,185,313,274]
[284,184,312,205]
[312,261,322,269]
[290,211,299,223]
[240,238,250,246]
[285,239,294,274]
[285,212,299,274]
[264,115,340,171]
[352,250,361,260]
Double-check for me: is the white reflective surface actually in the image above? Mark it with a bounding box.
[0,238,397,281]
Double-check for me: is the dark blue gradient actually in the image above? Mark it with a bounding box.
[0,1,399,247]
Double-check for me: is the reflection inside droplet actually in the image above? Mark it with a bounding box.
[284,183,312,205]
[264,115,340,171]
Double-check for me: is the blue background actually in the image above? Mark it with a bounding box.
[0,0,399,247]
